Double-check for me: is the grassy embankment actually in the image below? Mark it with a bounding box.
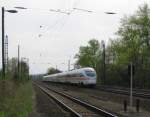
[0,80,33,117]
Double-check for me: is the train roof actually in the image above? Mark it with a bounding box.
[43,67,95,78]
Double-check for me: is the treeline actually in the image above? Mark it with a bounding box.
[0,58,32,117]
[75,4,150,88]
[46,67,61,75]
[0,57,30,82]
[0,57,32,117]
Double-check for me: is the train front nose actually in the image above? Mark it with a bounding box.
[87,77,96,84]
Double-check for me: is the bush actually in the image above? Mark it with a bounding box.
[0,80,33,117]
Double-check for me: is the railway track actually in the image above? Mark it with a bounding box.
[96,85,150,99]
[33,82,118,117]
[44,82,150,99]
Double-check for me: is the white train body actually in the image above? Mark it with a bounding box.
[43,67,97,85]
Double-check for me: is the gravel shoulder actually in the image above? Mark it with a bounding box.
[29,84,70,117]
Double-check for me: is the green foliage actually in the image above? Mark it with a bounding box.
[75,39,102,83]
[75,39,101,68]
[75,39,100,69]
[75,4,150,88]
[20,61,30,82]
[103,3,150,88]
[108,3,150,87]
[0,57,32,117]
[47,67,61,75]
[0,80,33,117]
[5,58,30,82]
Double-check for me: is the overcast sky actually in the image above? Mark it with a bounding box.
[0,0,149,74]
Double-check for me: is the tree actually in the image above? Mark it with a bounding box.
[7,58,18,80]
[75,39,101,68]
[109,4,150,87]
[6,58,29,82]
[75,39,102,83]
[20,61,29,81]
[47,67,61,75]
[114,4,150,64]
[75,4,150,88]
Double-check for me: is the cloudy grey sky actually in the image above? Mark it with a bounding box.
[0,0,149,74]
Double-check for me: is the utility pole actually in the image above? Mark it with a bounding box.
[1,7,18,79]
[130,62,133,107]
[55,65,57,70]
[68,59,70,71]
[102,40,106,84]
[4,35,8,73]
[18,45,20,80]
[27,59,29,80]
[2,7,5,79]
[128,62,135,107]
[68,56,71,71]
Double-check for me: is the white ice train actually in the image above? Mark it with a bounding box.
[43,67,97,86]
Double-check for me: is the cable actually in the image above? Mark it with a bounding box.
[46,0,81,39]
[47,15,67,32]
[51,14,70,39]
[42,15,68,38]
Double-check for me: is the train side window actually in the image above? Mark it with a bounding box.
[85,70,96,77]
[74,73,83,77]
[76,73,80,77]
[79,73,84,77]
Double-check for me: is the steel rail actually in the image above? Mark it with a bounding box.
[96,86,150,99]
[41,83,118,117]
[34,83,82,117]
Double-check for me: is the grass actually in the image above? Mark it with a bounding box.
[0,80,33,117]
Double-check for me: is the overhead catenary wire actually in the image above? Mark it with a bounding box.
[38,4,117,40]
[2,3,117,15]
[2,1,119,75]
[49,14,71,40]
[38,0,76,39]
[5,2,115,40]
[38,0,82,39]
[2,5,71,15]
[40,15,67,36]
[45,0,81,39]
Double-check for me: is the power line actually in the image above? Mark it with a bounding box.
[51,15,70,39]
[43,15,67,36]
[37,0,81,39]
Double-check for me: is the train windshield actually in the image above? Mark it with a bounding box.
[85,70,96,77]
